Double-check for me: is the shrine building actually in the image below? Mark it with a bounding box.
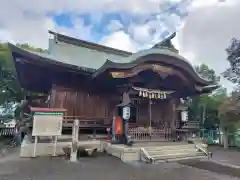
[8,31,218,137]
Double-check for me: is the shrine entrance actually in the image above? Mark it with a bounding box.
[128,86,175,142]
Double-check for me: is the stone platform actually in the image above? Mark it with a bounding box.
[102,141,208,163]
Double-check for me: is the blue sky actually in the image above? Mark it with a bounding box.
[50,0,191,44]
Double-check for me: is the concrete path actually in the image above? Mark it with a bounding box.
[0,151,238,180]
[1,144,240,180]
[209,146,240,167]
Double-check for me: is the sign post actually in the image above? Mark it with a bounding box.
[30,107,66,157]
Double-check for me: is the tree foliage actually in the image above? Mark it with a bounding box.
[0,43,47,103]
[187,64,227,129]
[220,37,240,130]
[222,38,240,86]
[195,64,220,83]
[0,43,47,118]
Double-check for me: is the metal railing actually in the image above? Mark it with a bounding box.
[128,127,172,141]
[0,127,15,137]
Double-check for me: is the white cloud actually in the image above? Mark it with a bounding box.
[1,0,239,92]
[101,31,138,52]
[0,0,190,49]
[128,24,152,44]
[176,0,240,91]
[5,0,185,16]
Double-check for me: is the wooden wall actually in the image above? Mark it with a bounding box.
[49,86,177,128]
[50,86,120,124]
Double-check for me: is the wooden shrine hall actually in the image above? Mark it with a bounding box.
[8,31,218,135]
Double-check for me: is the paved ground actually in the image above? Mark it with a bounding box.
[1,140,240,180]
[0,149,239,180]
[209,146,240,166]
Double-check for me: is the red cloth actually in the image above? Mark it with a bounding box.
[115,116,123,135]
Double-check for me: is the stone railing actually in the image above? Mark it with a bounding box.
[140,148,154,163]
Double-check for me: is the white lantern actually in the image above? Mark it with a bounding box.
[163,93,167,99]
[123,106,131,120]
[145,92,148,98]
[181,111,188,122]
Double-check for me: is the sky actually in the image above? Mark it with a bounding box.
[0,0,239,92]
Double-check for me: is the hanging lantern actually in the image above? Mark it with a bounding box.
[142,91,145,97]
[145,92,148,98]
[157,93,161,99]
[139,91,142,96]
[151,93,155,99]
[163,93,167,99]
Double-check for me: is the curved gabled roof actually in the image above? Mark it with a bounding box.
[92,32,213,86]
[92,47,212,86]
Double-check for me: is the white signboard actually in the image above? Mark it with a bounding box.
[181,111,188,122]
[32,114,63,136]
[123,106,130,120]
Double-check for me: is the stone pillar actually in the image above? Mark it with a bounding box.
[70,119,79,162]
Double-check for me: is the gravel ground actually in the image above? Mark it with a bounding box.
[0,152,239,180]
[209,146,240,166]
[0,140,240,180]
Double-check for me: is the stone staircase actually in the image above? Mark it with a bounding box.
[140,144,207,163]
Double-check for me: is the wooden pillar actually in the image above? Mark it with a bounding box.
[171,98,176,140]
[149,99,152,128]
[50,84,57,108]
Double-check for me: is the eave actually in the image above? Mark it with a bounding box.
[8,43,96,75]
[8,43,95,92]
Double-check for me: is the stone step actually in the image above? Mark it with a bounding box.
[147,148,198,156]
[152,151,205,161]
[155,155,207,163]
[145,146,196,152]
[144,144,195,151]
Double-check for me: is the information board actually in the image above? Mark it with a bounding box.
[32,112,63,136]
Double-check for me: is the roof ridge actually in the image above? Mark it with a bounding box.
[48,30,132,57]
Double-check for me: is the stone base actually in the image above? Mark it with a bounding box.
[70,151,78,162]
[20,136,101,158]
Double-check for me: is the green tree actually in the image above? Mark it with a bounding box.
[187,64,226,129]
[220,38,240,148]
[0,43,47,120]
[195,64,220,83]
[0,43,47,104]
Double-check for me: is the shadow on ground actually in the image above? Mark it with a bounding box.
[179,158,240,178]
